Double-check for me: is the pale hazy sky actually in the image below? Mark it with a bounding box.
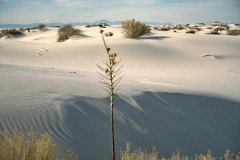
[0,0,239,24]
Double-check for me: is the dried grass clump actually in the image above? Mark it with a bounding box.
[214,27,226,32]
[0,129,79,160]
[173,25,185,30]
[0,29,24,38]
[0,129,56,160]
[119,143,158,160]
[154,26,171,31]
[212,23,230,29]
[235,23,240,27]
[31,23,46,31]
[57,24,82,42]
[208,30,220,35]
[122,19,151,39]
[36,23,46,31]
[105,32,114,37]
[227,29,240,36]
[119,144,240,160]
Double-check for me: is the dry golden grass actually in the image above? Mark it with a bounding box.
[0,129,79,160]
[119,144,240,160]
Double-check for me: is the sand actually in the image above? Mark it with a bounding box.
[0,24,240,159]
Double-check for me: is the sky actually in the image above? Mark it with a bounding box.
[0,0,239,24]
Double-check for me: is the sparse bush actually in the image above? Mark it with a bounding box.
[122,19,151,39]
[214,27,226,32]
[0,29,23,38]
[154,26,171,31]
[57,24,82,42]
[37,23,46,31]
[212,23,230,29]
[193,27,202,31]
[227,29,240,36]
[20,28,27,32]
[105,32,114,37]
[206,27,213,29]
[208,30,220,35]
[173,25,185,30]
[186,29,196,34]
[197,23,205,26]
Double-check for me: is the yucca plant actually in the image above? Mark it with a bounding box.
[98,29,123,160]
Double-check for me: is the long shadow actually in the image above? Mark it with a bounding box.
[139,32,171,40]
[58,92,240,159]
[139,35,170,40]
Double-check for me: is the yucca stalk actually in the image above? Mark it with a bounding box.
[98,29,123,160]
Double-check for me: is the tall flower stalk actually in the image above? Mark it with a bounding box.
[97,29,123,160]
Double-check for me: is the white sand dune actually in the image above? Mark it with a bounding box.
[0,25,240,159]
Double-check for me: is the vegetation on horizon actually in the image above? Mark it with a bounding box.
[122,19,151,38]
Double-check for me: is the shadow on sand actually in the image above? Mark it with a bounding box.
[140,35,170,40]
[58,92,240,159]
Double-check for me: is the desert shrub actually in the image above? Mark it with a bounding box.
[219,23,230,29]
[212,23,230,29]
[0,129,79,160]
[20,28,27,32]
[208,30,220,35]
[214,27,226,32]
[122,19,151,39]
[154,26,171,31]
[235,23,240,27]
[227,29,240,36]
[0,129,56,160]
[105,32,114,37]
[188,26,202,31]
[173,25,185,30]
[57,24,82,42]
[0,29,23,38]
[37,23,46,30]
[193,27,202,31]
[197,23,205,26]
[186,29,196,34]
[206,27,213,29]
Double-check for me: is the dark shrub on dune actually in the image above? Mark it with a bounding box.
[173,25,185,30]
[208,30,220,35]
[186,29,196,34]
[154,26,171,31]
[227,29,240,36]
[122,19,151,39]
[105,32,114,37]
[0,29,24,38]
[57,24,82,42]
[37,23,46,30]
